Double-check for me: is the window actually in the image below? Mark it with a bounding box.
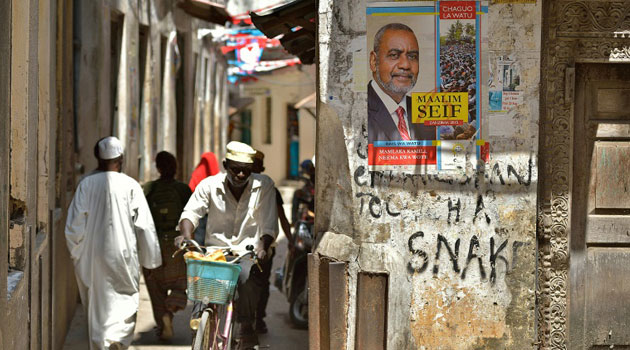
[110,11,124,135]
[264,96,272,144]
[240,109,252,145]
[175,32,185,180]
[154,34,167,158]
[160,35,168,98]
[138,24,149,181]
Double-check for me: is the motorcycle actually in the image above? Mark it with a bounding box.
[275,175,314,329]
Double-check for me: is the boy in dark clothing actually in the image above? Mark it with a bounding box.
[143,151,192,340]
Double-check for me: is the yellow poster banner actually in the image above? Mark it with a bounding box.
[411,92,469,126]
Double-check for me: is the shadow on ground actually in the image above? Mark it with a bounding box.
[63,226,308,350]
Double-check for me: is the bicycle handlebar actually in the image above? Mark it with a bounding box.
[173,240,258,267]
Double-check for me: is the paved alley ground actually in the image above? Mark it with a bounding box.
[63,232,308,350]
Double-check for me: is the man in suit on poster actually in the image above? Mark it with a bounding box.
[368,23,436,144]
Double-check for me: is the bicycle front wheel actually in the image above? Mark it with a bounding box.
[202,311,217,350]
[193,308,218,350]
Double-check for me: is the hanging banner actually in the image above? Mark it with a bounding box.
[366,1,488,172]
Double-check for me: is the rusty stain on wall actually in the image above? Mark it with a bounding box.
[410,283,508,349]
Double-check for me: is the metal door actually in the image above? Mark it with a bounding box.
[570,63,630,349]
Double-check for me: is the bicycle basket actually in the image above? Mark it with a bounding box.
[185,258,242,304]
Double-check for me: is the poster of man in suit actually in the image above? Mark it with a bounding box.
[367,13,437,145]
[367,2,487,172]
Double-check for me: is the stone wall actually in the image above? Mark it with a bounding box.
[314,1,542,349]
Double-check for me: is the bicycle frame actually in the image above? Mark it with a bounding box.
[180,240,256,350]
[193,302,233,350]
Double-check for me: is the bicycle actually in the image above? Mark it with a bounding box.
[174,239,259,350]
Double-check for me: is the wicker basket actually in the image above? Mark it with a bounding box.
[185,258,241,304]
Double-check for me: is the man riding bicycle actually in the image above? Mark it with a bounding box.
[175,141,278,350]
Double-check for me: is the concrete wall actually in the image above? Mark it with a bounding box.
[241,66,316,183]
[74,0,229,184]
[314,1,541,349]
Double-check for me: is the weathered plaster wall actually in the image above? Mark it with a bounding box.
[2,0,65,348]
[0,1,10,347]
[315,1,541,349]
[6,0,39,348]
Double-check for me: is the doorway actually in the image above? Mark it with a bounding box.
[569,63,630,349]
[287,106,299,179]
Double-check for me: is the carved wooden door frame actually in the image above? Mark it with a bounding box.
[538,1,630,349]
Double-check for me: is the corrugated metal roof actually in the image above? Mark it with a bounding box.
[249,0,316,64]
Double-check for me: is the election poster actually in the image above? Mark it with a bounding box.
[366,1,488,172]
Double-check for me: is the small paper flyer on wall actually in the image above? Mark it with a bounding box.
[366,1,489,173]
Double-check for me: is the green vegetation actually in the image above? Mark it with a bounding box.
[440,21,476,46]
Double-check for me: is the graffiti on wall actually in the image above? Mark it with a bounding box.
[352,159,533,221]
[353,141,533,284]
[407,231,528,284]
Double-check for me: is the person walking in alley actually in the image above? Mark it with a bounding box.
[252,150,293,334]
[188,151,220,192]
[175,141,278,350]
[142,151,192,341]
[188,151,220,244]
[64,136,162,350]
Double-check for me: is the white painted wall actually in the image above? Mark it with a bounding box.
[241,66,316,184]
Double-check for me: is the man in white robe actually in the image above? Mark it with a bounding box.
[65,136,162,350]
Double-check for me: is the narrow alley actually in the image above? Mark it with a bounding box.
[63,223,308,350]
[1,0,316,348]
[5,0,630,349]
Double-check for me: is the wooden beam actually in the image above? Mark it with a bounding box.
[318,257,330,350]
[0,4,12,344]
[355,273,388,350]
[328,262,348,350]
[308,253,321,350]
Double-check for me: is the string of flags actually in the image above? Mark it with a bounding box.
[215,3,302,84]
[227,57,301,83]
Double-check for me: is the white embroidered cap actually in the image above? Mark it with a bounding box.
[98,136,124,160]
[225,141,256,164]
